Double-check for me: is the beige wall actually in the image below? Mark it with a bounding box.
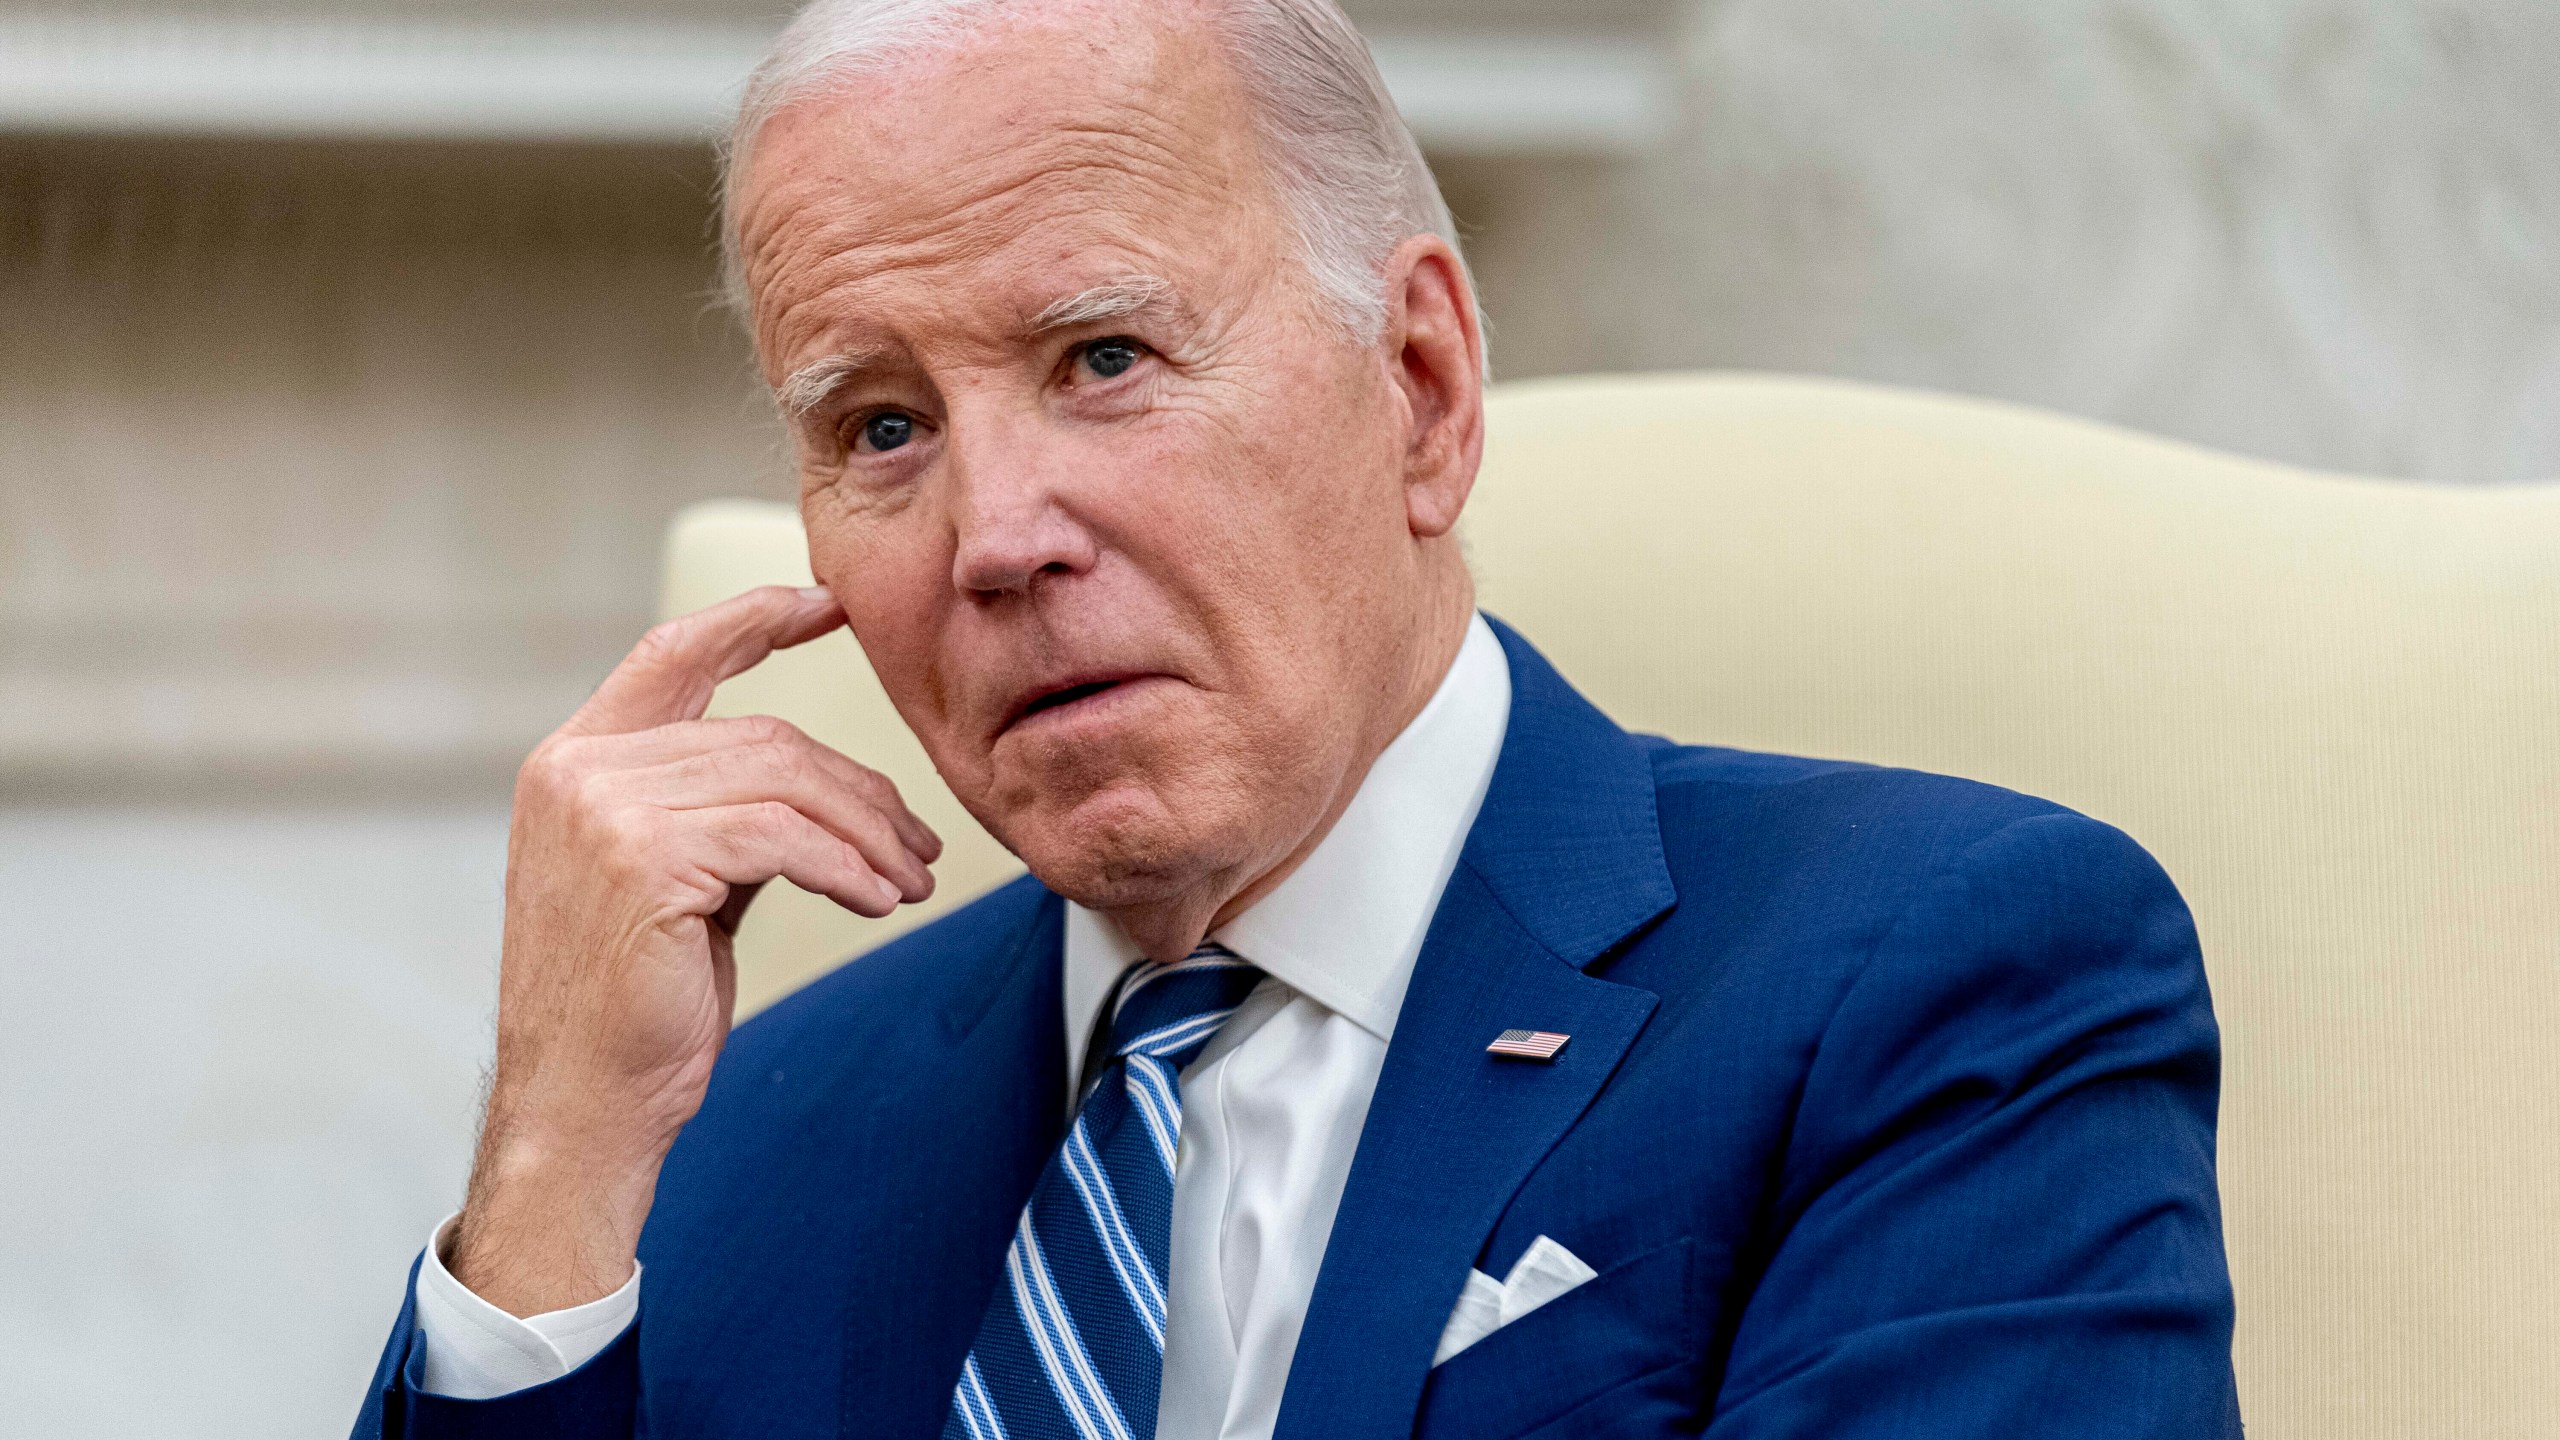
[2,137,789,798]
[1463,0,2560,484]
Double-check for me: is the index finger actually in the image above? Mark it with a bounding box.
[563,585,845,737]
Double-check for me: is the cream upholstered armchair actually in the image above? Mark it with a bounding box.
[659,372,2560,1440]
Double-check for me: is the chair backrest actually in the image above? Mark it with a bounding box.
[661,372,2560,1439]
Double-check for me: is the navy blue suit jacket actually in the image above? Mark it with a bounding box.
[356,621,2239,1438]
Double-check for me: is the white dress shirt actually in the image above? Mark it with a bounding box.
[415,613,1513,1440]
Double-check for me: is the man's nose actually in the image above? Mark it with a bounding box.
[945,421,1101,599]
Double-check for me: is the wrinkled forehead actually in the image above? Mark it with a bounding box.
[730,7,1282,371]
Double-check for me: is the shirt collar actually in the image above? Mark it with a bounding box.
[1064,613,1513,1078]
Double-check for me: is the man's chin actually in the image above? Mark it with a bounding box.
[997,785,1233,913]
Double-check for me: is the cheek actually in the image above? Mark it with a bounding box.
[806,515,948,702]
[1225,389,1407,604]
[1107,381,1396,654]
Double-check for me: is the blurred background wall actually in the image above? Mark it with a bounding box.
[1,1,2554,1435]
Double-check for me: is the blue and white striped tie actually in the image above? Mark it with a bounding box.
[945,942,1263,1440]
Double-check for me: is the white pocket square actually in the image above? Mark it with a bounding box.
[1432,1234,1600,1366]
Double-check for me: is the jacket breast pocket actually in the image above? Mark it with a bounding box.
[1413,1237,1700,1440]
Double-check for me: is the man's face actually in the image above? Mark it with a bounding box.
[733,9,1455,910]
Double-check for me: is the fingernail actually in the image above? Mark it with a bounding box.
[797,586,831,601]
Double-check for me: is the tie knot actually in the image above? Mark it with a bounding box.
[1105,942,1264,1071]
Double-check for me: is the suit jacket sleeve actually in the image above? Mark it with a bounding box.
[351,1257,639,1440]
[1707,810,2241,1437]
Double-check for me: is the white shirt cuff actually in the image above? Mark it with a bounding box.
[411,1212,641,1400]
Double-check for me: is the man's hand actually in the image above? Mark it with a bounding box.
[447,585,942,1317]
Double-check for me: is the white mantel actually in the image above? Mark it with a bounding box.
[0,15,1676,154]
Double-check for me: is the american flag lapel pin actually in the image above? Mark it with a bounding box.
[1487,1028,1571,1062]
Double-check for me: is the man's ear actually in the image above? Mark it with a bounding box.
[1379,234,1486,540]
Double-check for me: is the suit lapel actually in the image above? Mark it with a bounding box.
[1273,621,1678,1440]
[837,886,1066,1438]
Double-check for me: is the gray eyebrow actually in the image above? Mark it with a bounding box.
[1027,274,1176,335]
[774,275,1174,420]
[775,346,886,420]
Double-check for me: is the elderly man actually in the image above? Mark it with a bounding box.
[355,1,2238,1436]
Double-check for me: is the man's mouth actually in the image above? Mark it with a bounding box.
[1002,673,1160,736]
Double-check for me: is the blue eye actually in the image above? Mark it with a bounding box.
[860,412,914,452]
[1081,338,1141,380]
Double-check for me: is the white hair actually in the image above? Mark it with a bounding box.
[718,0,1470,347]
